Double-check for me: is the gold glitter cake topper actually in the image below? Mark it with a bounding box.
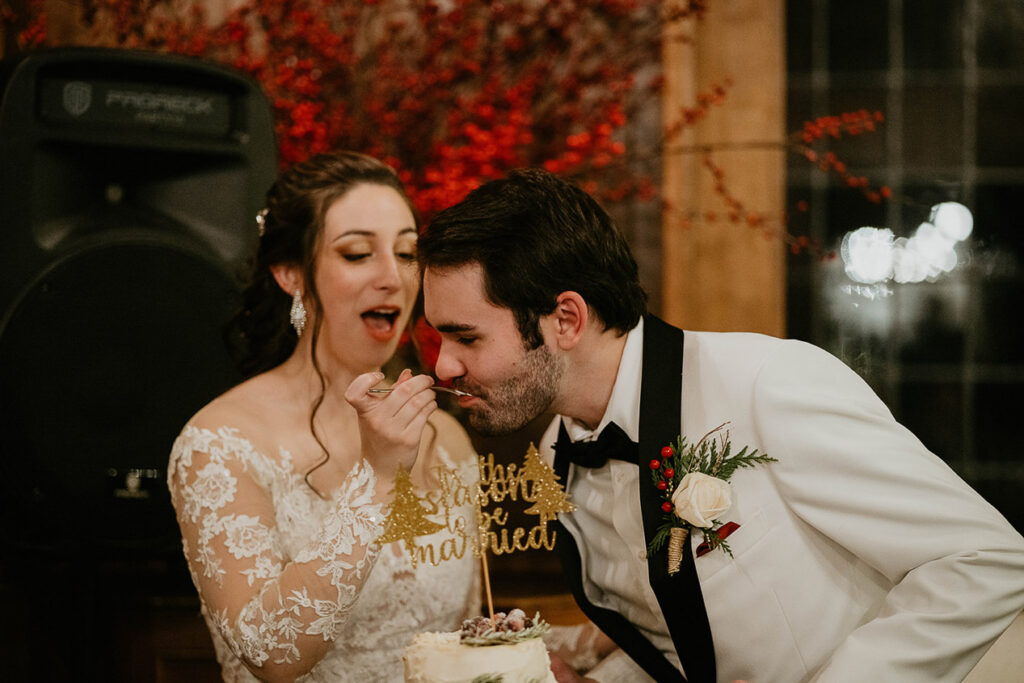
[381,443,575,563]
[380,442,575,617]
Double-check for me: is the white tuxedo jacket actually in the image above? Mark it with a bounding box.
[544,323,1024,682]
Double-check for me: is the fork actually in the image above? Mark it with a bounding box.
[368,385,474,397]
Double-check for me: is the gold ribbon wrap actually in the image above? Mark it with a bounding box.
[667,526,689,575]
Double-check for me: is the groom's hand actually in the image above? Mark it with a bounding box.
[549,653,598,683]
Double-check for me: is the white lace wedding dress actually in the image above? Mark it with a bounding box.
[168,421,481,682]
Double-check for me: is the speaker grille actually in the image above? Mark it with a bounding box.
[0,239,242,552]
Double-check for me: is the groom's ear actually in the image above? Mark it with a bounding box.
[548,291,588,350]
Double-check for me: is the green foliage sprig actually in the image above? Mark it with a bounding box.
[647,423,776,560]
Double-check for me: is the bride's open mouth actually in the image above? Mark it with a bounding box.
[361,307,401,341]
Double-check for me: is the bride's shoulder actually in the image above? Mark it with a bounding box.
[175,374,280,453]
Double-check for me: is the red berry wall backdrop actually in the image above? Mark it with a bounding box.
[6,0,884,255]
[11,0,701,221]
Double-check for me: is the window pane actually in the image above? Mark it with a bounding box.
[978,0,1024,68]
[898,381,963,461]
[828,0,889,71]
[975,382,1024,460]
[902,85,965,167]
[903,0,964,69]
[977,86,1024,167]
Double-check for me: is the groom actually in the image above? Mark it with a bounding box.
[417,168,1024,682]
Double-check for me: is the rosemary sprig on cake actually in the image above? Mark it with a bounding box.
[459,609,550,646]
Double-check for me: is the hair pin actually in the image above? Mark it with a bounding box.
[256,208,269,236]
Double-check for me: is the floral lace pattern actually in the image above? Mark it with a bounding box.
[168,425,480,682]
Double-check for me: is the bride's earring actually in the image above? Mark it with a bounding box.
[290,289,306,336]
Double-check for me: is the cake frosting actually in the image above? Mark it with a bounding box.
[403,610,557,683]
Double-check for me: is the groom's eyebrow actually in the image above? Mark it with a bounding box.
[435,323,475,334]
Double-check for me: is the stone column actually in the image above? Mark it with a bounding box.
[661,0,786,336]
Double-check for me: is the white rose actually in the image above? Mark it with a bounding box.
[671,472,732,528]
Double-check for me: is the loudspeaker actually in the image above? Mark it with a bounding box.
[0,48,277,555]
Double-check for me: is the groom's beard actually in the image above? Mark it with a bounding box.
[462,344,562,436]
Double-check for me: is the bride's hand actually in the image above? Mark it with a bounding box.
[345,369,438,478]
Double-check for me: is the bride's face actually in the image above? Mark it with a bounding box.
[311,183,419,373]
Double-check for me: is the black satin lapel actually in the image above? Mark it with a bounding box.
[639,315,717,683]
[553,423,686,683]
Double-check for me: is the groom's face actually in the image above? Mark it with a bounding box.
[423,263,563,436]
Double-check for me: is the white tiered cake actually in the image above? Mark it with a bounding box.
[403,609,557,683]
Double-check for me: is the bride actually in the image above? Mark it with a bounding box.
[167,152,480,682]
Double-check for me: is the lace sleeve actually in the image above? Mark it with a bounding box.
[168,426,385,682]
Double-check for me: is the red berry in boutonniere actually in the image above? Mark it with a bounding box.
[664,467,675,479]
[657,480,668,491]
[661,501,673,513]
[661,446,674,459]
[649,459,661,470]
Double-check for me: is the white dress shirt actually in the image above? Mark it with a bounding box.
[544,318,679,679]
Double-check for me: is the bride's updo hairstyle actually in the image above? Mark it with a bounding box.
[227,151,416,378]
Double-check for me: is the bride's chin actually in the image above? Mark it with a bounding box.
[319,342,395,375]
[373,344,403,369]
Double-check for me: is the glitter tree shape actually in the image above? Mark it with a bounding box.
[378,466,445,568]
[521,442,576,525]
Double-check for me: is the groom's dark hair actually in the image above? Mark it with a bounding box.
[418,168,647,348]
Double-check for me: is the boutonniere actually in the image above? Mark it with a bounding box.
[647,422,776,574]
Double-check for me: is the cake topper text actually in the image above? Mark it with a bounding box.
[378,443,575,567]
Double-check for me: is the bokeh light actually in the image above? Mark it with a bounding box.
[840,202,973,287]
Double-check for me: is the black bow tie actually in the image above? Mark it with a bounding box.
[554,421,638,468]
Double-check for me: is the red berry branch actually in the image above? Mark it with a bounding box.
[796,110,891,204]
[658,91,887,260]
[7,0,885,256]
